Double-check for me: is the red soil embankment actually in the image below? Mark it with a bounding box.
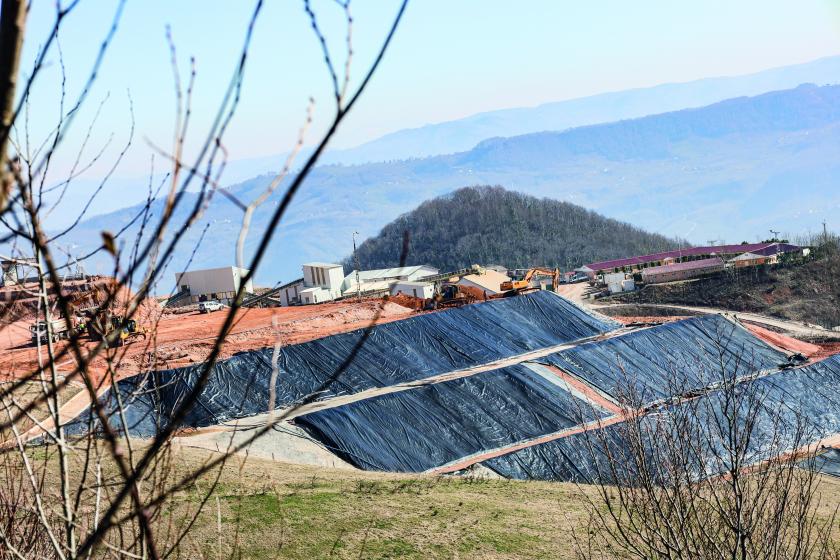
[743,323,822,357]
[0,299,414,384]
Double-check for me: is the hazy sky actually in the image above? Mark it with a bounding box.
[17,0,840,180]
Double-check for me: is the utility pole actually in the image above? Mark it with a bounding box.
[824,221,829,245]
[352,231,361,303]
[769,229,780,242]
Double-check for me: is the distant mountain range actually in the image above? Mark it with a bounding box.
[319,55,840,165]
[195,55,840,186]
[60,83,840,288]
[56,54,840,225]
[346,186,682,272]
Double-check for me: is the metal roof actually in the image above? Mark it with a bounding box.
[458,269,511,292]
[302,262,343,269]
[341,279,397,296]
[729,252,767,261]
[347,265,438,283]
[277,277,304,289]
[299,286,327,294]
[641,257,724,275]
[585,243,799,272]
[752,243,801,256]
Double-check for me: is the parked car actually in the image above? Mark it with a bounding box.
[199,300,223,313]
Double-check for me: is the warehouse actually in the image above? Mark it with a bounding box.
[342,264,438,297]
[174,266,254,305]
[640,257,724,284]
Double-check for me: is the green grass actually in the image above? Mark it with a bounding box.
[169,451,595,559]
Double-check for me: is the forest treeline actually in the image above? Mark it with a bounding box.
[346,186,682,272]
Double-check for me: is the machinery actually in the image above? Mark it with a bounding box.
[29,318,70,346]
[499,267,560,295]
[27,285,146,347]
[80,308,147,347]
[425,282,479,309]
[29,289,99,346]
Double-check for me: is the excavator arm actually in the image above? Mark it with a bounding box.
[499,267,560,294]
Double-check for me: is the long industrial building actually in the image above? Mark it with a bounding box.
[579,242,802,276]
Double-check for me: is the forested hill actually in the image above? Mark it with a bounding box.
[346,186,682,272]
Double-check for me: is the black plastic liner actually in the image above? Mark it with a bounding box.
[798,448,840,478]
[484,354,840,482]
[294,364,609,472]
[482,421,629,483]
[538,315,786,404]
[65,292,618,436]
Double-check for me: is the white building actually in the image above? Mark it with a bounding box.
[603,271,629,294]
[456,269,510,296]
[174,266,254,305]
[341,265,438,297]
[277,277,305,307]
[277,262,345,306]
[298,262,345,305]
[391,280,434,299]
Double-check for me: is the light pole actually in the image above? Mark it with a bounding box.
[352,231,361,302]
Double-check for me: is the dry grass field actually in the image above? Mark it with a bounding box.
[137,445,840,560]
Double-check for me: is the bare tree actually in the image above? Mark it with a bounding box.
[0,0,409,557]
[574,331,839,560]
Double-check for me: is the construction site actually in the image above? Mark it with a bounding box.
[7,259,840,482]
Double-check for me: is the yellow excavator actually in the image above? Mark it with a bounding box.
[500,267,560,295]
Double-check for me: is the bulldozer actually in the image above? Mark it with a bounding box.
[425,282,480,310]
[81,308,147,347]
[499,267,560,295]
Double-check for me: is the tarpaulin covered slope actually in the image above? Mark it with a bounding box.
[483,354,840,483]
[798,448,840,479]
[539,315,786,404]
[66,291,618,436]
[295,364,610,472]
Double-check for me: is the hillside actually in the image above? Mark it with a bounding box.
[347,186,681,272]
[60,84,840,285]
[610,243,840,329]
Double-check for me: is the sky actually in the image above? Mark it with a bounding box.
[15,0,840,188]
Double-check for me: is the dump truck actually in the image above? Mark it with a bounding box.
[30,318,70,346]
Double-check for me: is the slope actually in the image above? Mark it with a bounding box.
[609,242,840,329]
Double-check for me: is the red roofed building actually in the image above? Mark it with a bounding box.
[641,257,725,284]
[579,242,801,277]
